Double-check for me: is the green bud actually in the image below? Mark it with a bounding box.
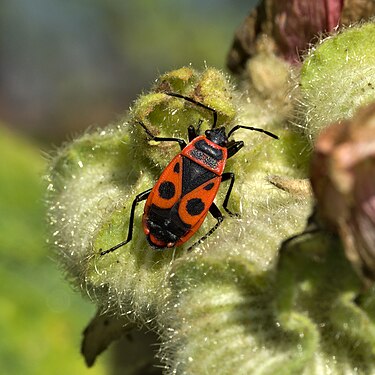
[47,67,313,371]
[299,22,375,139]
[276,232,375,374]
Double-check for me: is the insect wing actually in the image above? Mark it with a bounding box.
[178,177,221,228]
[146,154,183,210]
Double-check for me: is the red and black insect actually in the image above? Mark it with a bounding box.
[100,92,278,255]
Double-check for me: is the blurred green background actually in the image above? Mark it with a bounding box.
[0,0,257,373]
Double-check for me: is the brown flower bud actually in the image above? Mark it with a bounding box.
[341,0,375,24]
[310,102,375,283]
[273,0,343,63]
[227,0,375,74]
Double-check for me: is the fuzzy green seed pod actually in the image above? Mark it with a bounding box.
[276,232,375,374]
[47,66,313,372]
[299,22,375,140]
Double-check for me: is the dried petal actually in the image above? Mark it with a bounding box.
[227,0,274,74]
[273,0,343,63]
[311,102,375,283]
[227,0,375,73]
[341,0,375,24]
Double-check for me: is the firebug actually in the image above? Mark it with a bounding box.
[100,92,278,255]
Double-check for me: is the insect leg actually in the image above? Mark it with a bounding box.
[152,136,187,151]
[221,172,239,217]
[187,203,224,252]
[227,125,278,140]
[164,92,218,129]
[100,188,152,256]
[138,121,187,150]
[278,207,322,255]
[188,125,198,142]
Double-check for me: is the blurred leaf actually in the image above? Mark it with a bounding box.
[0,125,106,375]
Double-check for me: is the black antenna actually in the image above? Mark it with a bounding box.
[227,125,279,140]
[164,92,218,129]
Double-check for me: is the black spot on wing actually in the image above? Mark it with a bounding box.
[173,162,180,173]
[204,182,215,191]
[186,198,205,216]
[158,181,175,200]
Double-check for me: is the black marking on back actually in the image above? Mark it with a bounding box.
[173,162,180,173]
[147,204,191,243]
[204,182,215,191]
[186,198,205,216]
[158,181,175,200]
[182,156,216,196]
[195,139,223,160]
